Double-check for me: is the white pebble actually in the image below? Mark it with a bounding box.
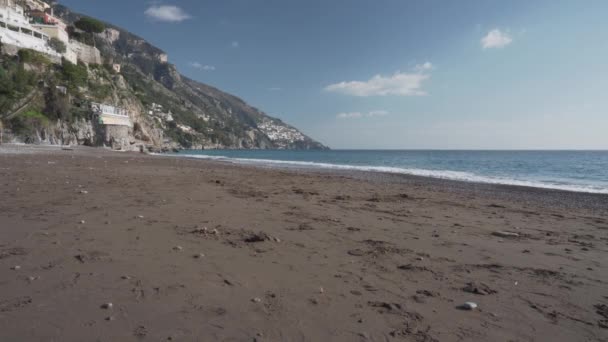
[11,265,21,271]
[462,302,477,310]
[251,297,262,303]
[173,246,183,251]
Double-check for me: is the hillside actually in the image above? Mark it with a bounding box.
[0,1,327,151]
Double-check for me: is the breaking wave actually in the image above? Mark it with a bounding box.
[161,153,608,194]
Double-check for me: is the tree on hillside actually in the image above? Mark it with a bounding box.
[74,17,106,47]
[74,17,105,34]
[49,38,66,54]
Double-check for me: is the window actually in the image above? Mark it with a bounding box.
[8,24,19,32]
[0,21,5,28]
[33,32,41,39]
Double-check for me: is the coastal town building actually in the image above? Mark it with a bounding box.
[0,0,60,59]
[0,0,101,65]
[91,102,132,127]
[22,0,48,12]
[91,102,133,150]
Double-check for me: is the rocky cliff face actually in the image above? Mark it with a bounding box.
[33,2,328,151]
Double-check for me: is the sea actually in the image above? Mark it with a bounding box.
[170,150,608,194]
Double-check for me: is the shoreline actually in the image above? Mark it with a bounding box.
[167,149,608,195]
[3,143,608,213]
[1,144,607,341]
[164,150,608,214]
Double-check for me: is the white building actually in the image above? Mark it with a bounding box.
[91,102,132,127]
[23,0,49,12]
[0,0,61,59]
[0,0,102,65]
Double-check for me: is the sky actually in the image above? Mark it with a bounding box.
[60,0,608,149]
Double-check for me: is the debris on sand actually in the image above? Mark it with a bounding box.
[244,231,280,243]
[191,227,209,234]
[492,231,520,238]
[595,304,608,322]
[462,282,497,295]
[347,249,367,256]
[460,302,478,310]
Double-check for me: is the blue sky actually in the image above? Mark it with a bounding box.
[60,0,608,149]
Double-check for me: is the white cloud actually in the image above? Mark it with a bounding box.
[145,5,191,22]
[337,112,363,119]
[481,29,513,49]
[337,110,389,119]
[367,110,389,117]
[231,41,239,48]
[325,63,432,97]
[189,62,215,71]
[414,62,434,72]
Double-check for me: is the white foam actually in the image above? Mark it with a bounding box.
[162,153,608,194]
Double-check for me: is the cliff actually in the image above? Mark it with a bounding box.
[0,1,328,151]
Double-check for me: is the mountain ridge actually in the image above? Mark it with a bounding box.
[0,1,328,150]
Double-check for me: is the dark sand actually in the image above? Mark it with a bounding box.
[1,145,607,341]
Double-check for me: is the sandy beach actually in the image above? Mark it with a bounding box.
[0,145,607,341]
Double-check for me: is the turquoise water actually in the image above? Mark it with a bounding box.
[171,150,608,194]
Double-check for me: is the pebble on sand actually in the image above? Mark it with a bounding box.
[79,220,86,224]
[173,246,183,251]
[251,297,262,303]
[11,265,21,270]
[101,303,113,309]
[194,253,205,259]
[461,302,478,310]
[492,231,520,238]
